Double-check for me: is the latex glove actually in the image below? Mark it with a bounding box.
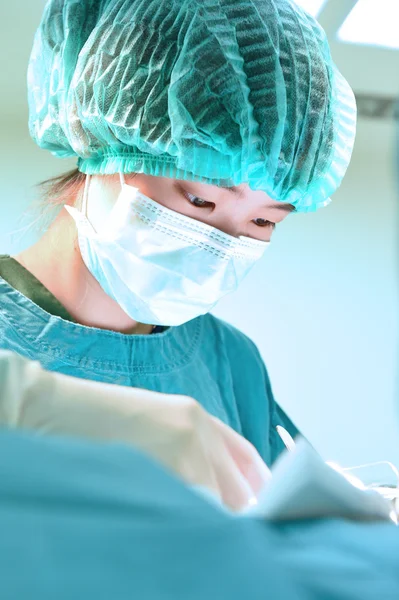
[0,350,271,512]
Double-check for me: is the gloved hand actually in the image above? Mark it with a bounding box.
[0,350,271,512]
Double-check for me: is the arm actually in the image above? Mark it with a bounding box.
[266,370,302,464]
[227,330,301,465]
[0,349,270,511]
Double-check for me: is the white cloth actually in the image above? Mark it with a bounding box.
[247,438,395,522]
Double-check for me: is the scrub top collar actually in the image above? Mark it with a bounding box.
[0,278,203,376]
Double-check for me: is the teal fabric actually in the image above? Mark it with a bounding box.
[0,255,74,322]
[1,427,399,600]
[28,0,357,212]
[0,428,298,599]
[0,275,298,466]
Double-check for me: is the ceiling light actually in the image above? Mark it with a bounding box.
[338,0,399,50]
[294,0,327,17]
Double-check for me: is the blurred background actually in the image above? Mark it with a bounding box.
[0,0,398,467]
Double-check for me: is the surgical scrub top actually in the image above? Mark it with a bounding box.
[0,255,297,465]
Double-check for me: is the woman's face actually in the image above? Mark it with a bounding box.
[125,173,295,242]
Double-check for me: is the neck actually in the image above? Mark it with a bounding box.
[14,207,155,335]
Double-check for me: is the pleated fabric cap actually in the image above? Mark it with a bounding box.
[28,0,357,212]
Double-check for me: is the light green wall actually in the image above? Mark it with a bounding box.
[213,121,399,467]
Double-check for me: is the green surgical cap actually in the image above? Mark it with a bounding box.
[28,0,357,212]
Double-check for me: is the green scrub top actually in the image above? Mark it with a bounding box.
[0,254,298,466]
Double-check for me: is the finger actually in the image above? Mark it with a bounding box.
[204,424,258,512]
[211,440,258,512]
[211,417,272,495]
[176,440,222,500]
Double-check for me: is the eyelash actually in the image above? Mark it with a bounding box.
[184,191,210,208]
[183,191,276,229]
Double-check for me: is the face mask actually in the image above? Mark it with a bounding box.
[65,174,270,327]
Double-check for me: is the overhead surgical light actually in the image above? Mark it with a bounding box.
[338,0,399,50]
[294,0,327,17]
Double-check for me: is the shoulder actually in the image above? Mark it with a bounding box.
[200,313,264,367]
[199,314,299,464]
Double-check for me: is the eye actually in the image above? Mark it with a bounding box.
[184,191,212,208]
[253,218,276,229]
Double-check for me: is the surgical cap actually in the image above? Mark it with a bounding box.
[28,0,357,212]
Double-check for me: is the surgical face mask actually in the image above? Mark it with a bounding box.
[65,174,270,327]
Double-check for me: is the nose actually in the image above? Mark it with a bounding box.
[208,204,249,239]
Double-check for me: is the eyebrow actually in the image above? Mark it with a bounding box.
[221,185,240,194]
[267,203,296,213]
[221,185,296,212]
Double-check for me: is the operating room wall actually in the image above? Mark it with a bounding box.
[212,119,399,468]
[0,116,398,469]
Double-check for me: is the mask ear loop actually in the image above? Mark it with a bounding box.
[82,174,92,218]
